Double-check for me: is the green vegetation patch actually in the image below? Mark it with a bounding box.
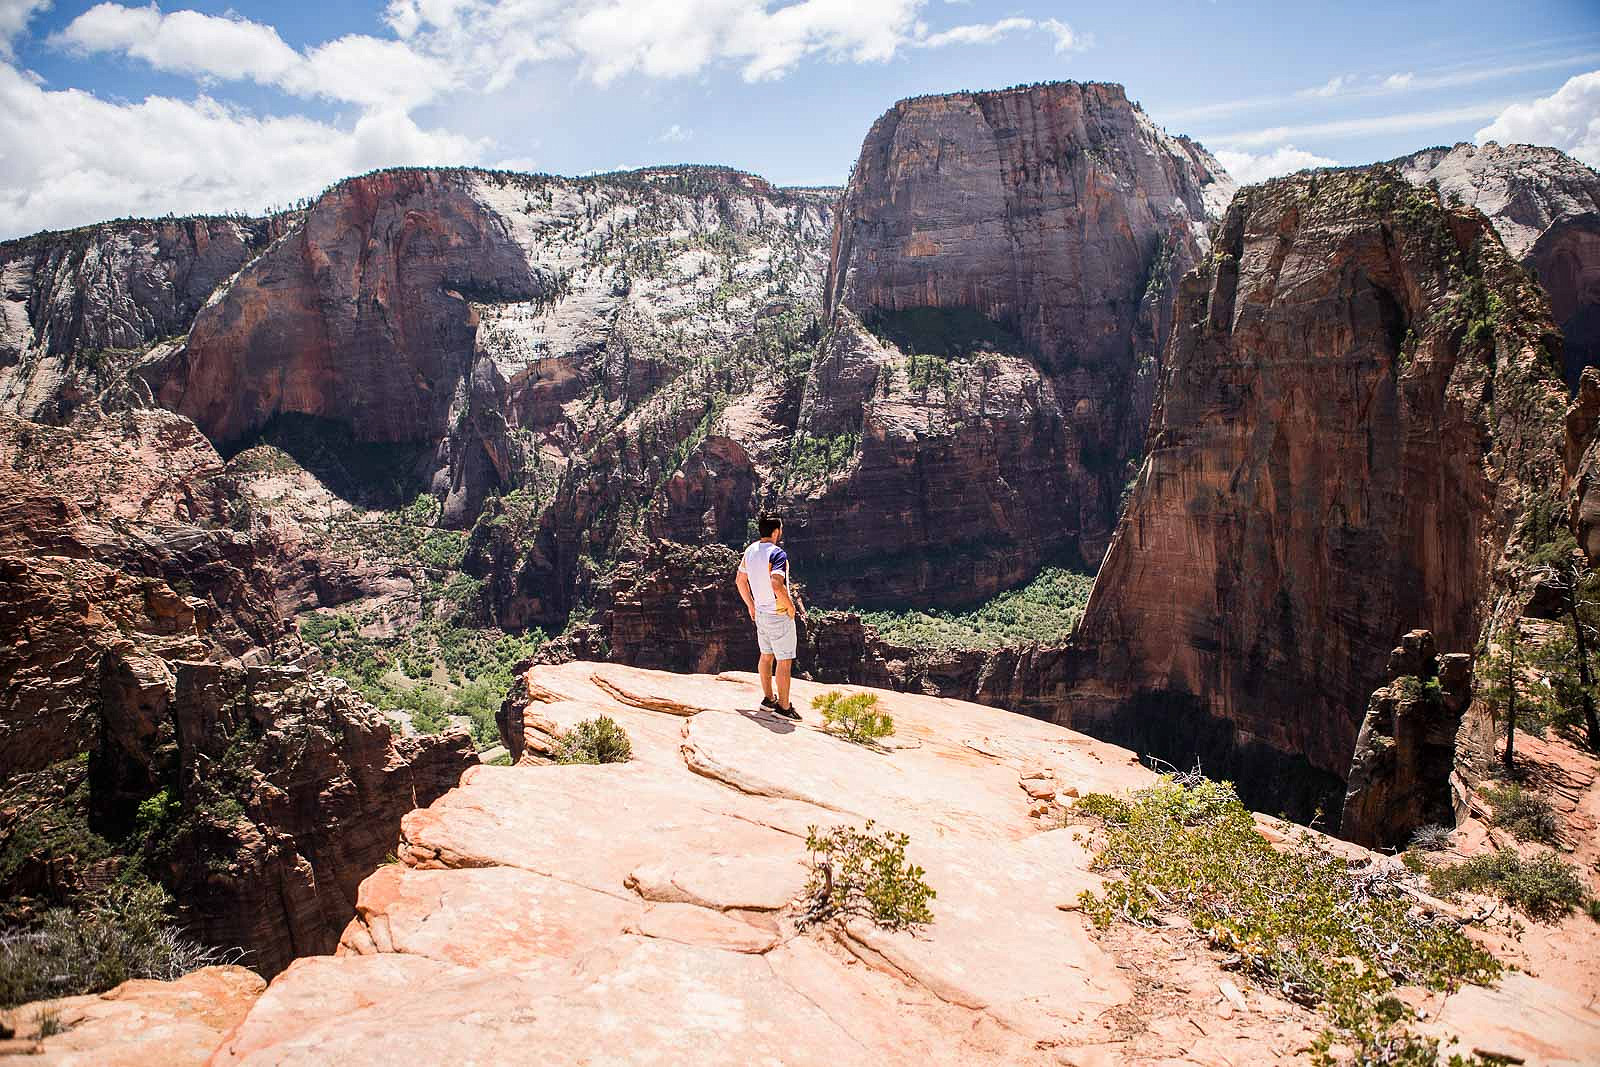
[1427,849,1589,921]
[812,690,895,745]
[802,821,935,931]
[299,609,543,749]
[1482,783,1561,845]
[856,567,1096,650]
[1074,778,1501,1066]
[554,716,633,765]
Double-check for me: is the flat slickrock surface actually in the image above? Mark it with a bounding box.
[208,664,1600,1066]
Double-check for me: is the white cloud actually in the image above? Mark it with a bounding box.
[1476,70,1600,167]
[921,16,1033,48]
[0,0,49,58]
[656,123,693,143]
[919,15,1085,53]
[0,60,486,237]
[1214,144,1338,185]
[1302,75,1350,98]
[1215,101,1511,147]
[1383,72,1414,90]
[1040,17,1086,54]
[53,3,454,108]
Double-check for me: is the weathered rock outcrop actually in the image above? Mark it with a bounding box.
[1060,166,1569,819]
[102,660,475,977]
[0,408,476,976]
[0,216,287,423]
[202,663,1600,1066]
[1397,142,1600,384]
[1341,629,1474,847]
[785,83,1234,602]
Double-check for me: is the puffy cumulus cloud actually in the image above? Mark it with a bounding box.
[568,0,922,84]
[1477,70,1600,168]
[52,2,300,82]
[0,61,487,237]
[0,0,49,58]
[53,3,454,108]
[385,0,1079,87]
[1214,145,1338,185]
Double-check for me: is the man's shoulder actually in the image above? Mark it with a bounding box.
[769,547,788,570]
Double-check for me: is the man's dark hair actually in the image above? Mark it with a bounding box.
[758,515,783,538]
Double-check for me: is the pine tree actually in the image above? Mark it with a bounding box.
[1478,620,1556,774]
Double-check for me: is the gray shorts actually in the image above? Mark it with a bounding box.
[755,610,797,660]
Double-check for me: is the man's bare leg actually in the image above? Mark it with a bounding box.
[776,658,792,710]
[759,653,775,702]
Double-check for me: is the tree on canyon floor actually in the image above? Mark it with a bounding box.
[1477,619,1558,774]
[1525,550,1600,752]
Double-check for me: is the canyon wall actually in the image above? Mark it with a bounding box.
[1396,142,1600,384]
[1057,166,1569,814]
[785,83,1233,604]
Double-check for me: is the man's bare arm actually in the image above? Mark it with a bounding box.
[735,570,756,619]
[770,571,795,616]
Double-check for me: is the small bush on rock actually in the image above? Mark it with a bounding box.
[1482,783,1561,844]
[1407,823,1454,852]
[802,821,935,930]
[812,690,894,744]
[555,716,633,765]
[1427,848,1588,920]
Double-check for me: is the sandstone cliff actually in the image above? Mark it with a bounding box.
[1057,166,1570,819]
[0,215,289,423]
[784,83,1233,603]
[0,408,476,975]
[1397,142,1600,384]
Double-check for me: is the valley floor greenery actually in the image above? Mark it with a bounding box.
[854,566,1096,650]
[299,604,543,749]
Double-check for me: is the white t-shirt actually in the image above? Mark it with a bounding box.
[739,540,791,616]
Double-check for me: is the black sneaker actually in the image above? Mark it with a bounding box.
[760,696,780,712]
[774,703,802,721]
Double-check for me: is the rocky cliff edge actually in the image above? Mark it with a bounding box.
[173,663,1600,1066]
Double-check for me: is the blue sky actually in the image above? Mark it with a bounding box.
[1,0,1597,238]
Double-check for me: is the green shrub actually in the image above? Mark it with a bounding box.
[1482,783,1560,844]
[555,716,633,765]
[812,690,894,744]
[0,884,230,1007]
[802,821,935,930]
[1075,777,1500,1065]
[1427,849,1588,920]
[33,1008,63,1038]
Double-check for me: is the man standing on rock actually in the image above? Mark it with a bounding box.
[735,516,804,720]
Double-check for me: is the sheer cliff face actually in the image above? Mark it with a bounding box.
[790,83,1234,603]
[1067,167,1569,795]
[174,167,828,529]
[825,82,1233,364]
[1397,142,1600,384]
[0,217,286,422]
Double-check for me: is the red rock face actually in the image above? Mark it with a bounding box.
[0,216,286,422]
[0,408,476,975]
[1060,168,1569,805]
[157,171,544,511]
[791,82,1233,602]
[827,82,1231,367]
